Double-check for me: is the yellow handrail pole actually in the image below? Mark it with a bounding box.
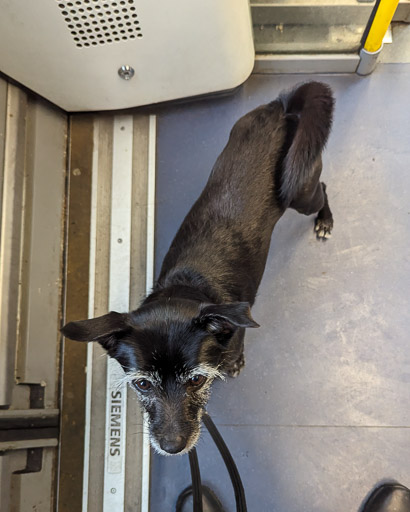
[364,0,400,53]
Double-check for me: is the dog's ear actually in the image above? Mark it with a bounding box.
[61,311,131,352]
[197,302,259,337]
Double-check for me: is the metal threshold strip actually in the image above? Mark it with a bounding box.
[87,113,155,512]
[60,113,155,511]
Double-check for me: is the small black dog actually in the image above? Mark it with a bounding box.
[62,82,334,455]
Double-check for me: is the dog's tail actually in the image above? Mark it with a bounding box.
[277,81,334,206]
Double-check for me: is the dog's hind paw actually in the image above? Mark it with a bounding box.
[314,217,333,240]
[226,353,245,378]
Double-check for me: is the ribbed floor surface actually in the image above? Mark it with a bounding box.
[150,66,410,512]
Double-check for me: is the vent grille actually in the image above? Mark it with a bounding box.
[57,0,143,48]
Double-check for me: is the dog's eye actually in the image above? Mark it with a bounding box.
[188,375,206,387]
[133,379,152,392]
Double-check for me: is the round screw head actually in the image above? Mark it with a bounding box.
[118,65,135,80]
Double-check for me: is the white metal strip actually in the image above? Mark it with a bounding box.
[253,53,360,74]
[141,114,156,512]
[82,118,99,512]
[145,114,156,297]
[103,115,133,512]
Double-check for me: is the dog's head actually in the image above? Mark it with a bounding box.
[61,299,258,455]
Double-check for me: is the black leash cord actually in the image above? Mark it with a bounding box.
[175,413,246,511]
[188,448,203,512]
[202,412,247,512]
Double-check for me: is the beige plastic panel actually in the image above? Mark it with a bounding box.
[0,451,27,512]
[0,81,67,512]
[0,84,66,409]
[0,449,56,512]
[0,85,28,408]
[0,0,254,112]
[15,99,67,408]
[0,78,6,222]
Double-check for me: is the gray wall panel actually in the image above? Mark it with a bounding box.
[16,99,67,407]
[0,85,28,407]
[0,77,7,231]
[0,82,67,512]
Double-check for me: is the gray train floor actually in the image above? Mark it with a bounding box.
[150,65,410,511]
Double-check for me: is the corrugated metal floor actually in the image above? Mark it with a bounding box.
[150,65,410,511]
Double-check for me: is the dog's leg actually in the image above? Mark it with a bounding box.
[314,182,333,240]
[224,331,245,378]
[288,155,333,240]
[226,350,245,378]
[291,181,333,240]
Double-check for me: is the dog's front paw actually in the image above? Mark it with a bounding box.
[314,217,333,240]
[226,353,245,378]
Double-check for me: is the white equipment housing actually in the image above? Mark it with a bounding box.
[0,0,254,111]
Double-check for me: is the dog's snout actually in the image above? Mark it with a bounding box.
[159,435,187,454]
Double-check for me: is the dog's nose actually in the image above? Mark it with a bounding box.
[159,435,187,454]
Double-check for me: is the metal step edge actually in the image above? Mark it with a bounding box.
[250,1,410,25]
[253,53,360,74]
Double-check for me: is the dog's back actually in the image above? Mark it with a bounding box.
[157,81,335,303]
